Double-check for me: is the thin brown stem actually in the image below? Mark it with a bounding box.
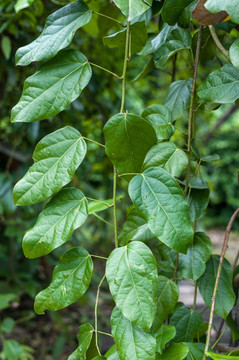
[184,26,203,196]
[209,25,231,63]
[95,274,106,356]
[203,208,239,360]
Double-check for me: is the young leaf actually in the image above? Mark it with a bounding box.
[229,40,239,70]
[142,142,188,177]
[188,188,210,222]
[164,79,193,120]
[184,342,205,360]
[11,50,92,123]
[111,307,156,360]
[68,323,94,360]
[198,64,239,104]
[16,1,92,66]
[106,241,158,331]
[169,304,204,342]
[206,352,239,360]
[34,247,93,314]
[156,343,189,360]
[178,232,212,281]
[205,0,239,24]
[154,28,192,68]
[15,0,35,13]
[1,36,11,60]
[118,208,155,246]
[154,325,176,354]
[104,22,147,55]
[141,105,174,141]
[104,113,157,176]
[128,167,194,254]
[161,0,195,25]
[113,0,153,21]
[13,126,87,206]
[198,255,236,319]
[23,188,88,258]
[152,275,179,332]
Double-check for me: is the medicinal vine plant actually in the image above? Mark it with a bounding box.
[10,0,239,359]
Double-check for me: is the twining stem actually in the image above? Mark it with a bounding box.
[203,208,239,360]
[209,26,231,63]
[113,21,131,249]
[184,26,203,196]
[92,11,125,27]
[95,274,106,356]
[89,62,122,80]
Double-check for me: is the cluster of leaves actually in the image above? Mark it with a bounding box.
[5,0,239,360]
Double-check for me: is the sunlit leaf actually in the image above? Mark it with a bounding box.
[205,0,239,24]
[113,0,153,21]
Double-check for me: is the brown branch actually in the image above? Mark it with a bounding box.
[203,208,239,359]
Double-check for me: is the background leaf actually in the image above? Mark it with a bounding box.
[164,79,193,120]
[128,167,194,253]
[106,241,158,331]
[13,126,87,205]
[11,50,92,123]
[188,188,210,222]
[23,188,88,258]
[156,343,189,360]
[34,247,93,314]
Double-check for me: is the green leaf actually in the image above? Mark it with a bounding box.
[23,188,88,258]
[156,343,189,360]
[11,50,92,123]
[34,247,93,314]
[111,307,156,360]
[188,188,210,222]
[154,325,176,354]
[118,208,155,246]
[185,343,205,360]
[229,40,239,70]
[198,255,236,319]
[68,323,93,360]
[201,154,220,163]
[205,0,239,24]
[198,64,239,104]
[1,36,11,60]
[206,352,239,360]
[161,0,195,25]
[178,232,212,281]
[16,1,92,66]
[142,142,188,177]
[0,318,15,333]
[113,0,153,21]
[169,304,204,342]
[178,1,198,28]
[88,195,123,214]
[104,22,147,55]
[104,113,157,176]
[128,167,193,254]
[13,126,87,206]
[2,340,24,360]
[154,28,192,68]
[15,0,35,13]
[0,293,17,310]
[106,241,158,331]
[164,79,193,120]
[152,276,179,332]
[141,105,174,141]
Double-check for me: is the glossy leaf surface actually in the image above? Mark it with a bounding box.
[229,40,239,70]
[34,247,93,314]
[164,79,193,120]
[16,1,92,66]
[152,275,179,331]
[23,188,88,258]
[205,0,239,24]
[13,126,87,206]
[104,113,157,175]
[143,142,188,177]
[198,255,236,319]
[111,307,156,360]
[178,232,212,281]
[113,0,153,21]
[154,325,176,354]
[68,323,93,360]
[129,167,193,254]
[170,305,204,342]
[198,64,239,104]
[188,188,210,222]
[11,50,92,123]
[118,208,155,246]
[141,105,174,141]
[185,343,205,360]
[161,0,195,25]
[156,343,189,360]
[106,241,158,331]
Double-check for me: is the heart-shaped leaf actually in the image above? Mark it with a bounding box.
[13,126,87,206]
[164,79,193,120]
[141,105,174,141]
[113,0,153,21]
[34,247,93,314]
